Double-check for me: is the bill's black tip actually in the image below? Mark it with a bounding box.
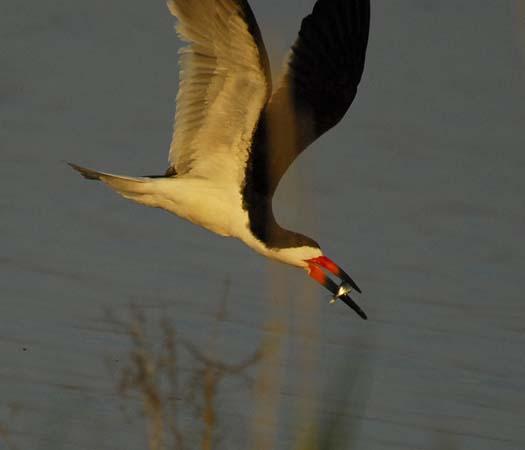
[334,265,362,294]
[344,275,362,294]
[341,295,367,320]
[351,279,362,294]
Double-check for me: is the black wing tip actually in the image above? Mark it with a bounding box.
[165,166,177,177]
[143,166,177,179]
[67,162,101,180]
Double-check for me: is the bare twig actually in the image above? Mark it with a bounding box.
[110,291,262,450]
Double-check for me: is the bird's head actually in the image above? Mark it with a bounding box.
[304,255,366,320]
[258,231,366,319]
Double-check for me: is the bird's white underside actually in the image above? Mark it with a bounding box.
[125,175,322,268]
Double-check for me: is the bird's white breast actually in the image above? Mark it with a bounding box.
[152,176,248,238]
[150,176,322,268]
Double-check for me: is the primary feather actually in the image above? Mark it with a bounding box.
[166,0,272,187]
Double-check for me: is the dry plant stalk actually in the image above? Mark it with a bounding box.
[0,402,22,450]
[114,307,168,450]
[108,300,262,450]
[0,423,18,450]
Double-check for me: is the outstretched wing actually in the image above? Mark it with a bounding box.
[166,0,272,185]
[244,0,370,198]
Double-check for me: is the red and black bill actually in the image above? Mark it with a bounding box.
[306,257,366,320]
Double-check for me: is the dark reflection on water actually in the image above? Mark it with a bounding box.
[1,1,525,449]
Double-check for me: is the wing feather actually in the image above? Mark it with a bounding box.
[244,0,370,198]
[166,0,271,186]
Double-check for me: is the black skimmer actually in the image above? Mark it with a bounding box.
[69,0,370,319]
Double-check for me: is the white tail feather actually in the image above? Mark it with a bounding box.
[69,163,161,208]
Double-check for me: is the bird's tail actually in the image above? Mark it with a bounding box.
[68,162,161,207]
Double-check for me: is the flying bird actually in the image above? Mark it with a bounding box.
[70,0,370,318]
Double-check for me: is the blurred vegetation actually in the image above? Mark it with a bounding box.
[1,291,463,450]
[0,402,21,450]
[102,303,462,450]
[105,304,262,450]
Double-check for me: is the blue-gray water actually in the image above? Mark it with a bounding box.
[1,1,525,449]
